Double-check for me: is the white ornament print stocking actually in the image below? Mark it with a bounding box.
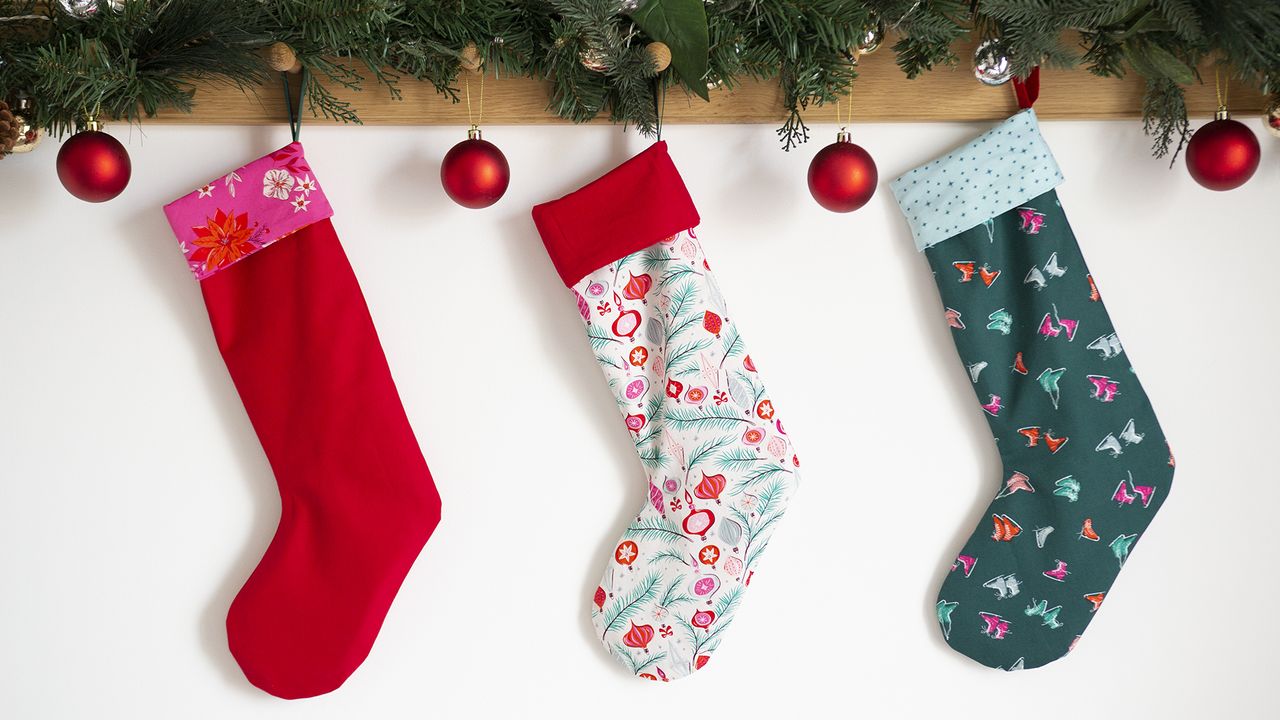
[532,143,800,681]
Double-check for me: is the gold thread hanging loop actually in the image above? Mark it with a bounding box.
[835,80,854,136]
[1214,66,1229,120]
[465,66,485,138]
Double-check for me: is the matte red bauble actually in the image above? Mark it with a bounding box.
[1185,110,1260,191]
[56,126,131,203]
[808,131,877,212]
[441,128,510,209]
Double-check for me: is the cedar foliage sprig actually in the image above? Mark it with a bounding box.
[0,0,1276,158]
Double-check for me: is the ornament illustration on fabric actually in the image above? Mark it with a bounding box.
[890,109,1174,671]
[579,230,800,681]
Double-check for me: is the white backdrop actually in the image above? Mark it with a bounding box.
[1,116,1276,718]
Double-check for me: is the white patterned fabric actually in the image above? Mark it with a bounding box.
[574,229,800,681]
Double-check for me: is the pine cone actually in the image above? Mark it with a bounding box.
[0,100,19,157]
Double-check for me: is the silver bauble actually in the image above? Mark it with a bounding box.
[973,38,1013,86]
[856,20,886,55]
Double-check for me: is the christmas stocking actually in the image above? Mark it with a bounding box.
[533,143,800,680]
[163,143,441,698]
[891,110,1174,670]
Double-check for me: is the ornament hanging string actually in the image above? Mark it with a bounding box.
[465,69,484,133]
[834,83,854,131]
[888,0,923,29]
[1214,66,1228,114]
[1012,66,1040,109]
[84,100,102,130]
[282,68,311,143]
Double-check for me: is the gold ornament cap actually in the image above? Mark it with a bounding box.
[468,125,482,140]
[836,129,852,143]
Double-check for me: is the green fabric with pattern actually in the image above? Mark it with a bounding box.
[923,190,1174,670]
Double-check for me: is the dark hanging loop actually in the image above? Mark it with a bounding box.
[653,76,667,142]
[282,68,311,143]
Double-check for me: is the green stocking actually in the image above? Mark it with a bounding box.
[892,110,1175,670]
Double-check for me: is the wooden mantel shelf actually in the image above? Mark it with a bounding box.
[153,39,1262,126]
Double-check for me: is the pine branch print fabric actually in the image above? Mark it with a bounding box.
[532,143,799,681]
[892,111,1174,671]
[577,232,799,680]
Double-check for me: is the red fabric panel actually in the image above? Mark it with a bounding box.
[532,141,700,286]
[200,219,441,699]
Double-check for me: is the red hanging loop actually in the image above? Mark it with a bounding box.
[1012,66,1040,109]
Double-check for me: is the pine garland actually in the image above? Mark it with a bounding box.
[0,0,1276,157]
[977,0,1280,158]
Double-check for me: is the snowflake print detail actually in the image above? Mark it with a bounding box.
[756,400,775,420]
[263,169,295,200]
[615,541,639,565]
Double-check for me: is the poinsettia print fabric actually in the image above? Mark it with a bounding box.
[575,229,800,681]
[163,142,333,281]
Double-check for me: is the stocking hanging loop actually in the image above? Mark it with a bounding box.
[1012,66,1040,109]
[282,68,310,143]
[653,77,667,142]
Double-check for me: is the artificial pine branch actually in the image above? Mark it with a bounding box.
[978,0,1278,159]
[1,0,268,136]
[1,0,1277,157]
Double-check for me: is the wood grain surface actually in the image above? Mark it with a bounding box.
[150,38,1263,126]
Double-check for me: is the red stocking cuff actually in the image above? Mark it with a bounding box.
[532,141,700,287]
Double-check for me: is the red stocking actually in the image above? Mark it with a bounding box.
[164,143,441,699]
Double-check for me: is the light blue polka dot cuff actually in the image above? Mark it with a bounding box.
[890,109,1064,252]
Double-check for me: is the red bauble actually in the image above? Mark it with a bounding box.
[441,130,510,209]
[1185,113,1260,191]
[808,131,877,212]
[56,129,131,203]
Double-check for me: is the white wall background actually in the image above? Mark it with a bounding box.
[1,115,1276,719]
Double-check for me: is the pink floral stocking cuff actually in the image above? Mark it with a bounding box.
[163,143,333,281]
